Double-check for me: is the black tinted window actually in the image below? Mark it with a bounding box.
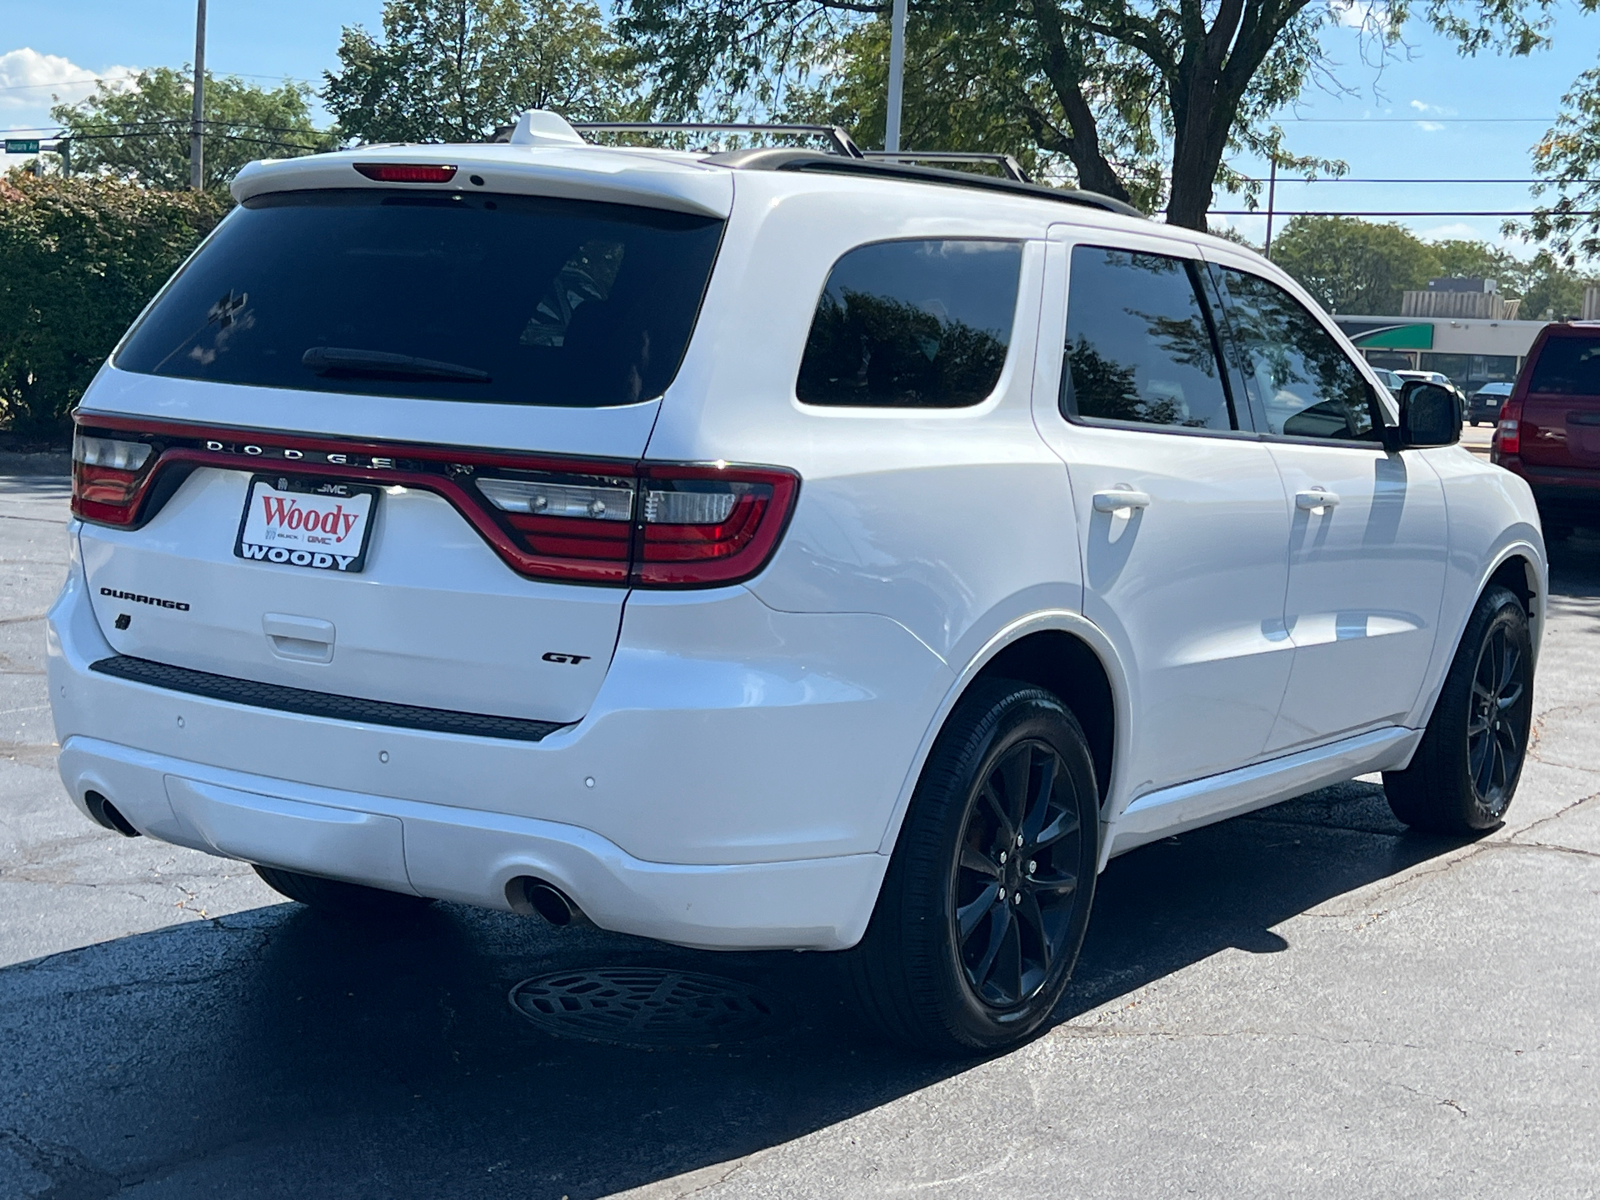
[1216,268,1379,442]
[1528,336,1600,395]
[796,239,1021,408]
[1061,247,1234,431]
[116,190,724,407]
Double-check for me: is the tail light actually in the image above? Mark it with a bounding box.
[1496,396,1523,456]
[72,432,157,525]
[70,414,799,588]
[474,462,799,586]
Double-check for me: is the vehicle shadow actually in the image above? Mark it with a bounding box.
[0,780,1471,1200]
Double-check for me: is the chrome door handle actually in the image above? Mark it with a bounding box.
[1295,488,1340,512]
[1092,488,1152,514]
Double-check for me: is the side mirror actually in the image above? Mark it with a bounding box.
[1396,382,1461,449]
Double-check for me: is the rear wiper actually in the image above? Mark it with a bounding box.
[301,346,491,383]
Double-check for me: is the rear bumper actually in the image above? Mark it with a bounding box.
[59,735,885,950]
[49,537,955,949]
[1495,459,1600,518]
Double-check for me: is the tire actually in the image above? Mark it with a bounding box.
[848,680,1100,1056]
[1384,585,1533,833]
[253,864,434,916]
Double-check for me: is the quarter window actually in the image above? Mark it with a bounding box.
[1215,268,1381,442]
[797,239,1022,408]
[1061,247,1235,432]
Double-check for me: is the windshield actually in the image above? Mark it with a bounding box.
[116,189,725,407]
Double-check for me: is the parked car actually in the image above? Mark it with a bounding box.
[1373,367,1407,398]
[1493,321,1600,538]
[1397,370,1467,422]
[1469,382,1514,426]
[51,112,1546,1056]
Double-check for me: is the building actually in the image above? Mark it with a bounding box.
[1400,277,1520,321]
[1333,314,1548,389]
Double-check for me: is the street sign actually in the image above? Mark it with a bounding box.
[4,139,41,155]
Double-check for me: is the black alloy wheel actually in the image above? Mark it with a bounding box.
[848,680,1099,1055]
[1466,617,1528,817]
[1385,584,1534,833]
[952,738,1084,1010]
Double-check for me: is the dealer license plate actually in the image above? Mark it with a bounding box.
[233,475,378,573]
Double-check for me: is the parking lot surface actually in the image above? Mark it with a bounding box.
[1,471,1596,1199]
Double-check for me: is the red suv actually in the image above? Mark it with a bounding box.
[1493,322,1600,537]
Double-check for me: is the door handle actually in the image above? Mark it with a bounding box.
[1295,488,1340,512]
[263,613,336,663]
[1092,488,1152,514]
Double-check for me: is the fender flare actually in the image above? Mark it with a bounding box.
[872,609,1135,874]
[1406,534,1545,750]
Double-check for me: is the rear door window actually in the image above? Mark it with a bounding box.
[1528,336,1600,395]
[796,239,1022,408]
[1060,246,1237,432]
[115,190,725,407]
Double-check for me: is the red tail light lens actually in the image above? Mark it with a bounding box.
[69,415,799,588]
[353,163,458,183]
[72,432,156,525]
[636,466,798,586]
[1496,396,1523,456]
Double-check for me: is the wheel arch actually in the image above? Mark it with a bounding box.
[874,612,1133,865]
[1408,539,1544,746]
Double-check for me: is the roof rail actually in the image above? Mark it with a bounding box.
[704,148,1146,220]
[571,122,864,159]
[861,151,1032,184]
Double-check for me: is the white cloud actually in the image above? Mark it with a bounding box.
[1409,98,1454,132]
[0,47,137,112]
[1331,0,1394,34]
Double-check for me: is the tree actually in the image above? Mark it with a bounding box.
[324,0,640,144]
[1525,60,1600,266]
[1269,216,1440,315]
[616,0,1563,229]
[52,67,334,192]
[0,172,227,438]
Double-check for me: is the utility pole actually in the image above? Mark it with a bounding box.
[1263,153,1277,259]
[190,0,207,190]
[884,0,907,154]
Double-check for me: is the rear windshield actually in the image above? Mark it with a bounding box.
[116,189,724,407]
[1528,335,1600,396]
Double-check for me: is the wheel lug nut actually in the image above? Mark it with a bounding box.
[1016,834,1024,847]
[999,851,1008,864]
[998,887,1006,900]
[1027,860,1037,874]
[1013,892,1022,905]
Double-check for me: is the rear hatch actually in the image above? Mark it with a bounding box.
[73,173,726,725]
[1517,327,1600,470]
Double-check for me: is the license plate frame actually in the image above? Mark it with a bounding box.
[233,474,380,574]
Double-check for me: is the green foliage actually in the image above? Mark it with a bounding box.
[1271,217,1598,318]
[52,67,334,192]
[1525,61,1600,265]
[615,0,1554,229]
[324,0,640,143]
[0,172,227,438]
[1271,216,1442,315]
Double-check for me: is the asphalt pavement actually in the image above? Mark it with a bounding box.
[1,463,1596,1199]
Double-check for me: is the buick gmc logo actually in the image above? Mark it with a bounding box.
[203,440,400,470]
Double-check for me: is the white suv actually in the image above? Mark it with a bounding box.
[50,112,1544,1055]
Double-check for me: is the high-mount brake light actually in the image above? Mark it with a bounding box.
[66,416,800,587]
[353,163,458,184]
[1497,395,1523,456]
[71,430,157,525]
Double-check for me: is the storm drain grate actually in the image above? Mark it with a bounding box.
[509,968,780,1048]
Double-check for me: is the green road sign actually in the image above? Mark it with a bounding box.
[4,139,41,155]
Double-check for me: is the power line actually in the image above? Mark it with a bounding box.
[0,70,315,93]
[1278,116,1557,123]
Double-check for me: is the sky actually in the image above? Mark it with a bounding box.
[3,0,1598,257]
